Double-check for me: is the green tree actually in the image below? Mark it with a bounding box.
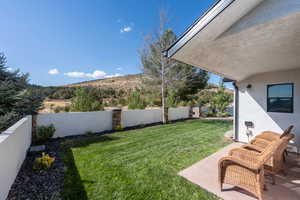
[209,83,233,114]
[166,90,179,108]
[0,53,42,131]
[141,11,208,122]
[70,88,103,112]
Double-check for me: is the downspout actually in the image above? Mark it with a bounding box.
[233,81,239,141]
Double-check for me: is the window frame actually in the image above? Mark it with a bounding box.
[267,83,294,113]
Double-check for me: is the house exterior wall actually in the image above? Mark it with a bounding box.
[237,69,300,152]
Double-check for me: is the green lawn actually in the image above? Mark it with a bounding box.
[61,119,232,200]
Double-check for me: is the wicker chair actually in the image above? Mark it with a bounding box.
[242,133,295,183]
[219,141,280,200]
[246,125,294,162]
[252,125,294,147]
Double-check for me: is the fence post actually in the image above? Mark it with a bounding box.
[189,106,194,118]
[32,114,37,140]
[112,108,122,129]
[189,106,201,118]
[164,107,169,123]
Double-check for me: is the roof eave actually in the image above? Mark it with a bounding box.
[166,0,235,58]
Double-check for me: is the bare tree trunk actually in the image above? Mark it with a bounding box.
[161,53,166,124]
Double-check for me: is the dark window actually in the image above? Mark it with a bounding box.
[267,83,293,113]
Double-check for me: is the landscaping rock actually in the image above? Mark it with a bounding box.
[29,145,46,152]
[7,141,64,200]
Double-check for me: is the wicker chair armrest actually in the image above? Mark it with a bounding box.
[255,132,280,141]
[250,138,271,148]
[241,144,264,152]
[229,147,260,157]
[219,156,260,171]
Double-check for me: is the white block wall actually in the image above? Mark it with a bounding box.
[0,116,32,200]
[168,107,190,121]
[122,109,163,128]
[37,111,112,137]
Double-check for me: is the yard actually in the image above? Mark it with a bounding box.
[61,119,232,200]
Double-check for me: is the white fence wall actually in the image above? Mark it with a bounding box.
[122,109,163,128]
[0,116,32,200]
[37,111,113,138]
[168,107,190,121]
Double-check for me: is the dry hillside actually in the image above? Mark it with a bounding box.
[62,74,142,90]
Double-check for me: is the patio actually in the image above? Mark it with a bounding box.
[179,143,300,200]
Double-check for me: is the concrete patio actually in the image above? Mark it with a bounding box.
[179,143,300,200]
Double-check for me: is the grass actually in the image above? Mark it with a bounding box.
[61,119,232,200]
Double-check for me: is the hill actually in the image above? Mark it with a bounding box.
[62,74,142,90]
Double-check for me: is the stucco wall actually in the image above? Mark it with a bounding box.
[37,111,112,137]
[168,107,190,121]
[237,69,300,152]
[121,109,163,128]
[0,116,32,200]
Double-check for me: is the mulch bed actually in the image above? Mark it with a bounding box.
[7,140,65,200]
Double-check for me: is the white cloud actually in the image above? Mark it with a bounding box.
[105,73,122,78]
[86,70,107,79]
[7,67,13,71]
[116,67,123,71]
[64,70,123,79]
[64,71,87,78]
[120,26,132,33]
[48,68,59,75]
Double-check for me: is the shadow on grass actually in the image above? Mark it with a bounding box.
[61,135,119,200]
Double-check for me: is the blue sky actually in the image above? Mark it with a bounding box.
[0,0,230,87]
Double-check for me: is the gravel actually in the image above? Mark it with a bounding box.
[7,140,65,200]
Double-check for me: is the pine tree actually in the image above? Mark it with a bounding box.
[0,53,42,131]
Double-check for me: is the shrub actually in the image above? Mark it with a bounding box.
[33,152,55,171]
[118,98,127,106]
[36,124,55,142]
[85,130,93,135]
[166,90,179,108]
[216,112,231,118]
[114,125,124,131]
[109,98,118,106]
[70,88,104,112]
[128,90,147,109]
[54,106,64,113]
[202,111,215,118]
[64,105,71,112]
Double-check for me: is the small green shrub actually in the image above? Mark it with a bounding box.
[202,111,215,118]
[54,106,64,113]
[114,125,124,131]
[33,152,55,171]
[36,124,55,142]
[216,112,230,118]
[85,130,93,135]
[64,106,71,112]
[118,98,127,106]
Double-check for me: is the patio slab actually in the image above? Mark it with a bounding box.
[179,143,300,200]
